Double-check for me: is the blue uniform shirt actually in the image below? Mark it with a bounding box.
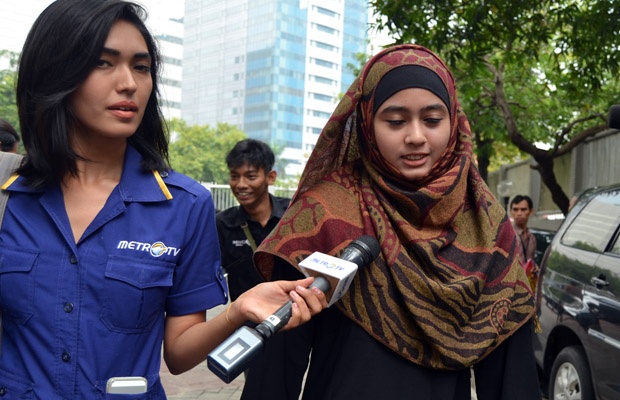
[0,146,228,398]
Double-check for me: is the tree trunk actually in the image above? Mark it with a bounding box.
[471,131,492,183]
[488,61,573,214]
[532,155,570,215]
[477,153,489,183]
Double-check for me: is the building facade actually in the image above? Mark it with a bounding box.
[150,14,184,121]
[182,0,368,175]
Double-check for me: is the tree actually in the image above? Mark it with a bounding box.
[168,119,246,183]
[0,50,19,130]
[370,0,620,214]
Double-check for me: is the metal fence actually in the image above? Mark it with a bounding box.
[202,183,297,212]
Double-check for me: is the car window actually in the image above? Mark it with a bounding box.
[561,190,620,253]
[611,236,620,255]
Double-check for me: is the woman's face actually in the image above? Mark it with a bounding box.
[69,20,153,143]
[373,88,451,181]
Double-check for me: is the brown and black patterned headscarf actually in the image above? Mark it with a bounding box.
[255,44,535,370]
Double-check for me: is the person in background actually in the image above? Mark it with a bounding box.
[0,1,325,398]
[252,44,541,399]
[510,194,537,265]
[216,139,310,399]
[0,119,20,153]
[216,138,290,301]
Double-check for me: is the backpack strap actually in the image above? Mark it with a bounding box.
[240,222,258,252]
[0,152,23,356]
[0,152,24,228]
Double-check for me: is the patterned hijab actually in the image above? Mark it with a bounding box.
[255,44,535,370]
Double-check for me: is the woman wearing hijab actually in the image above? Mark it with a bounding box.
[252,44,541,400]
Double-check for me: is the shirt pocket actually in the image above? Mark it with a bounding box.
[101,256,174,333]
[0,366,34,399]
[0,247,39,325]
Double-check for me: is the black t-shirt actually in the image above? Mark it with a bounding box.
[215,195,290,300]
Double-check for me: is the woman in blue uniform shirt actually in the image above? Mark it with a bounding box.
[0,0,326,398]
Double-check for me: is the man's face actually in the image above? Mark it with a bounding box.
[510,199,532,229]
[228,163,275,209]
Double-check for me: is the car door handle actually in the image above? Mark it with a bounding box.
[591,276,610,289]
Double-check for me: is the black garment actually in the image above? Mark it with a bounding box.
[215,195,289,300]
[240,261,311,400]
[218,196,307,400]
[248,298,541,400]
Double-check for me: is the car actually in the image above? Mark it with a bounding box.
[530,227,556,266]
[533,184,620,400]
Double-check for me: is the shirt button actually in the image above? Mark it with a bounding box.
[69,255,78,264]
[61,352,71,362]
[63,302,74,313]
[0,387,6,396]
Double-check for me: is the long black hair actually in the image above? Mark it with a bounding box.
[16,0,169,188]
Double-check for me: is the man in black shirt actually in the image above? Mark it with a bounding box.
[216,138,290,300]
[217,140,309,399]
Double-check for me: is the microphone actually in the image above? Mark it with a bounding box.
[609,104,620,130]
[207,235,380,383]
[254,234,380,338]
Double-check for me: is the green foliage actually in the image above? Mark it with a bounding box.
[168,119,246,183]
[370,0,620,211]
[0,50,19,131]
[370,0,620,148]
[345,52,368,79]
[345,39,376,77]
[269,142,288,179]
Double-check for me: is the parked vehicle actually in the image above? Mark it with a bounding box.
[530,227,556,266]
[533,184,620,400]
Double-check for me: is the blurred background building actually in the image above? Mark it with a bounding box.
[152,12,184,121]
[1,0,370,175]
[182,0,368,175]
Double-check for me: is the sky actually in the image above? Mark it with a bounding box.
[14,0,184,19]
[0,0,184,53]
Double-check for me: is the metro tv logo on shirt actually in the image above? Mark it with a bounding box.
[117,240,181,257]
